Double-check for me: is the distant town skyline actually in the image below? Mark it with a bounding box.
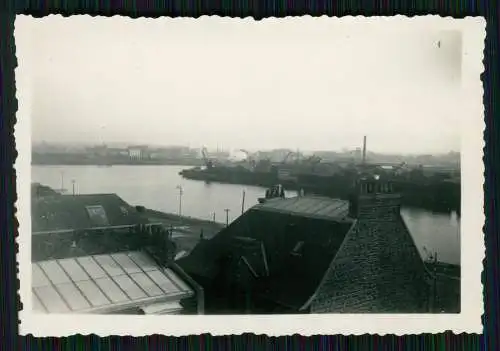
[32,139,460,156]
[21,16,471,154]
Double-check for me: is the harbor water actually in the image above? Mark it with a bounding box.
[32,165,461,265]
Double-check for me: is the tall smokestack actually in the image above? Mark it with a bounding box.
[362,136,367,164]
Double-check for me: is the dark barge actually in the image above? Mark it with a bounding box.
[179,164,460,214]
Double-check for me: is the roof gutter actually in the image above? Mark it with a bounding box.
[169,262,205,315]
[73,291,192,314]
[32,222,164,235]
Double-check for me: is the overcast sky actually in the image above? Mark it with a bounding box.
[23,16,466,154]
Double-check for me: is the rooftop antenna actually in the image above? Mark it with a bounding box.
[362,135,367,165]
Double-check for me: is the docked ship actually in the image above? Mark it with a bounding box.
[179,147,280,187]
[179,142,461,214]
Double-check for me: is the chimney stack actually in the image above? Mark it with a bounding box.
[348,176,401,220]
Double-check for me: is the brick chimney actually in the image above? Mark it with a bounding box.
[348,176,401,221]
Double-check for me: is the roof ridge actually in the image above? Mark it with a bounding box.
[60,193,120,196]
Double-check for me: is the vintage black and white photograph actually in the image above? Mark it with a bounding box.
[16,15,484,335]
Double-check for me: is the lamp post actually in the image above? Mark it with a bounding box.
[176,185,183,217]
[71,179,76,195]
[60,171,65,193]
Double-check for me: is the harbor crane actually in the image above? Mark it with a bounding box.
[282,151,293,164]
[239,149,254,162]
[201,147,214,169]
[303,154,322,171]
[239,149,257,169]
[282,151,302,164]
[282,151,319,170]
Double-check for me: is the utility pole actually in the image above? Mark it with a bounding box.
[433,251,438,312]
[212,212,216,223]
[176,185,183,217]
[224,208,230,227]
[241,189,246,215]
[71,179,76,195]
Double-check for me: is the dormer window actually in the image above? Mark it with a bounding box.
[381,183,387,193]
[367,183,374,193]
[388,183,394,193]
[291,241,304,256]
[85,205,109,227]
[119,206,129,215]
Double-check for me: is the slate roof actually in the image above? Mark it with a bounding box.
[178,196,355,311]
[32,250,194,314]
[32,194,148,233]
[309,218,430,313]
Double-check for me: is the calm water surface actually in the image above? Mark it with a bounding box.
[32,165,461,265]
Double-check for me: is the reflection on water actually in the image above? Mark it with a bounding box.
[32,165,460,265]
[401,208,460,265]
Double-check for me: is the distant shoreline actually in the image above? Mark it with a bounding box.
[31,160,204,167]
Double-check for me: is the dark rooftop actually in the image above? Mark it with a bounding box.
[32,194,148,233]
[178,200,355,312]
[179,188,434,313]
[254,196,352,222]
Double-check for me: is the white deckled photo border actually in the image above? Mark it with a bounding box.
[15,14,485,336]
